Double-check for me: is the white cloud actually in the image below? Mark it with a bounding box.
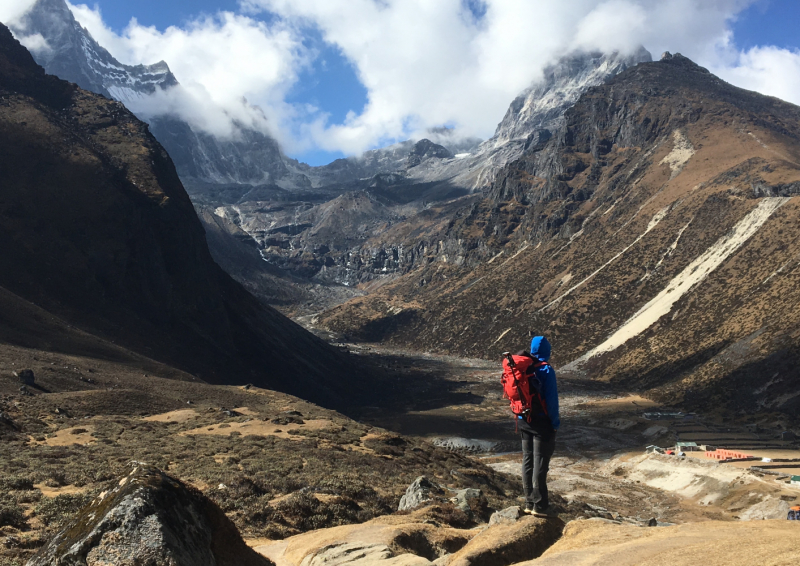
[6,0,800,160]
[246,0,758,154]
[714,45,800,107]
[0,0,38,26]
[15,31,50,54]
[67,2,311,145]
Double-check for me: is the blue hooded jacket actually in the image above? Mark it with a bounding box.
[529,336,560,431]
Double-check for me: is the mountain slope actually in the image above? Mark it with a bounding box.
[213,51,653,286]
[318,53,800,416]
[0,22,363,407]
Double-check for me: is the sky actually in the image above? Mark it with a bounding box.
[2,0,800,166]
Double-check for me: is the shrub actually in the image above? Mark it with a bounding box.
[0,477,34,491]
[34,493,93,530]
[0,503,26,528]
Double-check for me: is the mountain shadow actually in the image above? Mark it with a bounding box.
[0,23,365,409]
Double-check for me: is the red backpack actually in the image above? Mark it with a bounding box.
[501,353,548,421]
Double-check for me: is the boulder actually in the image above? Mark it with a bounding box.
[14,369,35,386]
[450,489,489,522]
[450,489,482,513]
[27,463,273,566]
[399,477,446,512]
[488,507,522,526]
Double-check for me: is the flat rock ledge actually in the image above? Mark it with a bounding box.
[27,462,273,566]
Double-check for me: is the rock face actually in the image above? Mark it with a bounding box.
[28,463,273,566]
[230,49,652,285]
[400,48,653,193]
[0,22,363,408]
[9,0,177,101]
[318,55,800,416]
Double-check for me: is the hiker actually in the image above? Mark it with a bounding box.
[501,335,560,516]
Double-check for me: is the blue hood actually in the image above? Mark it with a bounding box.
[530,336,551,362]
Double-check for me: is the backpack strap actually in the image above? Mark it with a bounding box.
[527,360,549,417]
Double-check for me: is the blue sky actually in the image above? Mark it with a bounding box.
[731,0,800,51]
[54,0,800,166]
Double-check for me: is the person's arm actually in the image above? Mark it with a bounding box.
[539,365,560,431]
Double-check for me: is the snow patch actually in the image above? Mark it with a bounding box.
[660,130,695,178]
[571,197,789,365]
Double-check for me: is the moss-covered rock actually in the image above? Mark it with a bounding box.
[27,463,273,566]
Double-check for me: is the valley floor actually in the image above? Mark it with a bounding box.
[1,338,798,565]
[344,342,800,525]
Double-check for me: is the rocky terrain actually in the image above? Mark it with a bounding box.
[1,342,796,565]
[318,53,800,417]
[0,21,366,407]
[3,4,800,565]
[206,50,653,287]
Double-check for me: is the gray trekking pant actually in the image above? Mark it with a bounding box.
[520,418,556,510]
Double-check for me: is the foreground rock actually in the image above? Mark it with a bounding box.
[256,505,562,566]
[525,517,800,565]
[441,516,564,566]
[28,463,272,566]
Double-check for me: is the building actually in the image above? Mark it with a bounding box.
[791,476,800,487]
[676,442,699,452]
[781,431,797,441]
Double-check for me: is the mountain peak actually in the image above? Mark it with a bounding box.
[10,0,178,101]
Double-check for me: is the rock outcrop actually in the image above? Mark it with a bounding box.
[255,505,561,566]
[28,463,273,566]
[398,477,447,512]
[527,517,800,566]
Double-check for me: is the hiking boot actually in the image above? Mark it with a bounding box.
[532,505,557,518]
[523,506,534,515]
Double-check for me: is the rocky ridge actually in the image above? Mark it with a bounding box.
[10,0,177,102]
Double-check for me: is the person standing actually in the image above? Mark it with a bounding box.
[517,336,559,516]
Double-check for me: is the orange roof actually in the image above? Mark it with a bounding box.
[791,506,800,511]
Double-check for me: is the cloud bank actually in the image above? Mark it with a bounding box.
[4,0,800,159]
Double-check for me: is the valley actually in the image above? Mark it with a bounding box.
[1,2,800,564]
